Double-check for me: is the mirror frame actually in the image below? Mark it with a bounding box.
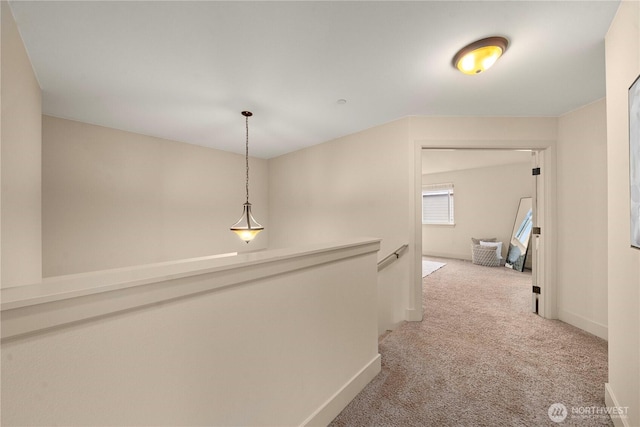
[505,197,532,272]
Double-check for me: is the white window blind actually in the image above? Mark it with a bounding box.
[422,183,454,225]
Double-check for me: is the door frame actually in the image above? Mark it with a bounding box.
[411,141,557,321]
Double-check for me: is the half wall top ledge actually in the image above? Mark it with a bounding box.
[1,237,381,340]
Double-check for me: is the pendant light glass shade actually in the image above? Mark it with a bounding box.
[231,202,263,243]
[230,111,264,243]
[453,36,508,75]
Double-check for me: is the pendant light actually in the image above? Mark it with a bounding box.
[230,111,264,243]
[453,36,509,75]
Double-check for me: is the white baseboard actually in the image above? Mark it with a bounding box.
[605,383,630,427]
[558,309,608,340]
[422,251,468,261]
[301,354,381,427]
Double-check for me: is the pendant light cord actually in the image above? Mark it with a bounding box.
[245,114,250,204]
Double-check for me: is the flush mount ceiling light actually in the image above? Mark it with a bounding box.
[452,36,509,75]
[230,111,264,243]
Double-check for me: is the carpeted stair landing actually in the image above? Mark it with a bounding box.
[330,258,611,427]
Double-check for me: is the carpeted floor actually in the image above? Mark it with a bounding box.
[330,257,611,427]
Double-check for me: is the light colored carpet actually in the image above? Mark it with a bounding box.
[331,258,611,427]
[422,259,446,277]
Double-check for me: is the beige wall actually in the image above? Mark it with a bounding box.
[269,118,414,332]
[409,116,558,145]
[1,1,42,288]
[605,1,640,424]
[42,116,268,277]
[422,161,532,261]
[1,240,380,426]
[557,98,608,340]
[269,118,411,253]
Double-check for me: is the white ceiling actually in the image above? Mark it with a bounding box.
[9,1,620,159]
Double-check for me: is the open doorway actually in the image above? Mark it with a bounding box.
[419,148,546,316]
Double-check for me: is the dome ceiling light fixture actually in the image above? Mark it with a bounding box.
[230,111,264,243]
[452,36,509,75]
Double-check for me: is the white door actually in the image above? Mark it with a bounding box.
[531,150,545,316]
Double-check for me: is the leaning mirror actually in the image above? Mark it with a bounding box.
[505,197,533,272]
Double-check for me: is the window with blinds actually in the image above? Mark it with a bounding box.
[422,183,454,225]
